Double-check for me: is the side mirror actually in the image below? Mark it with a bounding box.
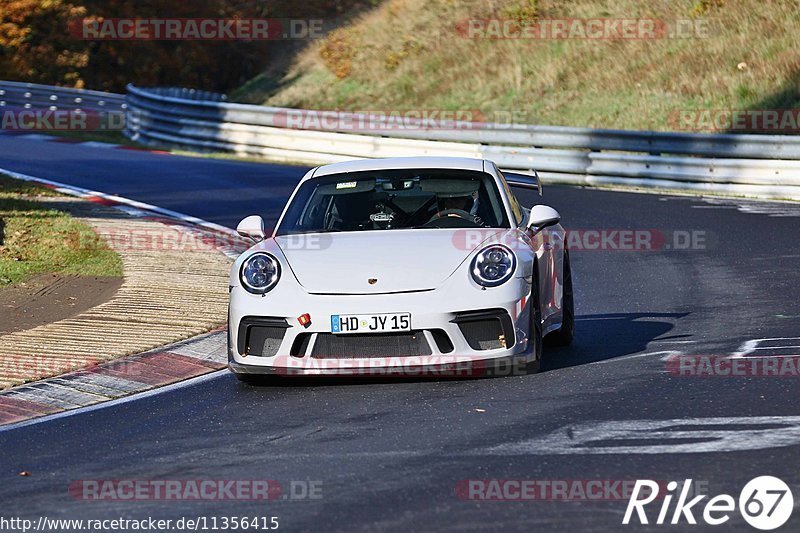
[237,215,266,242]
[527,205,561,233]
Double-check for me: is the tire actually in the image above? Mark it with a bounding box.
[525,270,543,375]
[546,250,574,346]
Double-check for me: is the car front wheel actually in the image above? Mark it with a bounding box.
[546,250,574,346]
[526,270,543,374]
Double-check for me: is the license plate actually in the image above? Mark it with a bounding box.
[331,313,411,334]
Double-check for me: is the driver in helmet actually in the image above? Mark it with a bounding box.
[434,190,481,220]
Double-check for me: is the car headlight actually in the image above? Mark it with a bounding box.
[240,252,281,294]
[471,245,516,287]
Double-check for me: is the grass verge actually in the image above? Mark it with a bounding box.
[0,174,123,287]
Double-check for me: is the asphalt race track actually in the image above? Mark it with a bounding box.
[1,136,799,531]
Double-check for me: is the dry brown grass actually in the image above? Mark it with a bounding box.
[233,0,800,131]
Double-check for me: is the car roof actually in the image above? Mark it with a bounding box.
[309,157,487,180]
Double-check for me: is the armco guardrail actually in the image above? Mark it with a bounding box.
[0,80,126,113]
[125,84,800,200]
[3,80,799,200]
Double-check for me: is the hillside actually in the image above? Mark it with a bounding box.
[232,0,800,132]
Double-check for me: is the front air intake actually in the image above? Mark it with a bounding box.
[452,309,515,351]
[238,317,289,357]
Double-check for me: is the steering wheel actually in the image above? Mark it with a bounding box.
[421,209,482,228]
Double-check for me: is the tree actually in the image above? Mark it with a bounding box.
[0,0,89,86]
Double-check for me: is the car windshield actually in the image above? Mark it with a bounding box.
[277,169,510,235]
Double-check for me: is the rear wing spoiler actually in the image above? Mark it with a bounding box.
[502,170,542,197]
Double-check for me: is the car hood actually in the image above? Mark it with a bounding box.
[275,229,504,294]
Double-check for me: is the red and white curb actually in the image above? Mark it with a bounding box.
[0,131,172,155]
[0,330,228,427]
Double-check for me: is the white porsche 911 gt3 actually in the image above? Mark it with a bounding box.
[228,157,573,381]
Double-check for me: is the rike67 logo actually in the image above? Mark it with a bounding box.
[623,477,793,530]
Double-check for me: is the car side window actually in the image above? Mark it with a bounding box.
[497,170,525,226]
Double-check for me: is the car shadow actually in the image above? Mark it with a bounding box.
[541,312,690,372]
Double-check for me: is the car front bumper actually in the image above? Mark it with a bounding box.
[228,276,534,377]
